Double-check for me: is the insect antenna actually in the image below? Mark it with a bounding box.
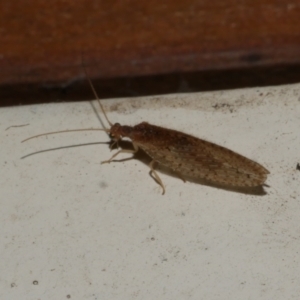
[82,65,113,129]
[22,65,113,143]
[21,128,107,143]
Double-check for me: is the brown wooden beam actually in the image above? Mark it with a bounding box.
[1,0,300,86]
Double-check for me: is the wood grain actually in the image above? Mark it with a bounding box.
[1,0,300,88]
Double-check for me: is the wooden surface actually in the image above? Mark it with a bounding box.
[1,0,300,105]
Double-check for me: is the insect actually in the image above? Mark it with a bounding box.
[23,75,269,195]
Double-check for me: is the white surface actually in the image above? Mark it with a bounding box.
[1,84,300,299]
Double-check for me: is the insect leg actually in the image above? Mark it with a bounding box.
[149,160,166,195]
[101,143,139,164]
[109,140,119,150]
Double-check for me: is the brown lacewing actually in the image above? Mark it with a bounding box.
[22,77,269,194]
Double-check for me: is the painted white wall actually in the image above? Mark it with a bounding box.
[1,84,299,299]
